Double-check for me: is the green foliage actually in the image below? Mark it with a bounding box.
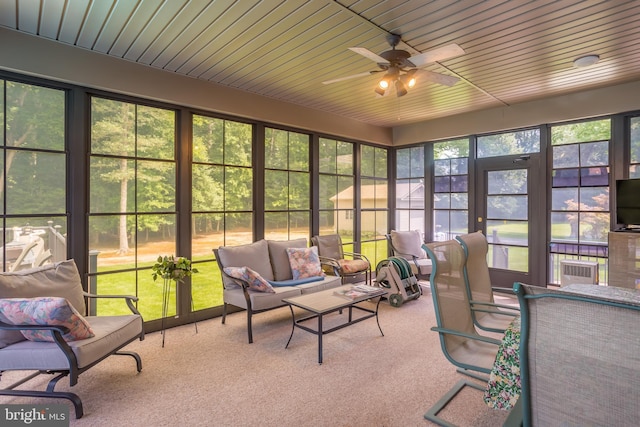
[151,255,199,283]
[434,138,469,159]
[551,118,611,145]
[477,129,540,158]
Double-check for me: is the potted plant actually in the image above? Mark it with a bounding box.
[151,255,198,283]
[152,255,199,347]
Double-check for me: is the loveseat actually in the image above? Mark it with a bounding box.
[214,238,342,343]
[0,260,144,418]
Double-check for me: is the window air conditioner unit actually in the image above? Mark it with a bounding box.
[560,259,599,286]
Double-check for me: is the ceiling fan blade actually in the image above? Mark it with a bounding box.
[414,70,460,87]
[407,43,465,67]
[322,70,381,85]
[348,47,389,64]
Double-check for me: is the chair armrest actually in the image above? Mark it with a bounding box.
[469,300,520,314]
[493,286,516,295]
[391,250,426,267]
[342,251,371,266]
[0,319,71,334]
[0,320,80,384]
[83,291,140,315]
[218,269,251,290]
[430,326,502,346]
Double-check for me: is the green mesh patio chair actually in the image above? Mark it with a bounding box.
[456,231,519,333]
[515,282,640,427]
[423,239,502,427]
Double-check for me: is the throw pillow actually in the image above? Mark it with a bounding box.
[286,246,324,280]
[0,297,95,342]
[223,266,275,293]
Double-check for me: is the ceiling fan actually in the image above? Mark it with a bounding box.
[323,34,465,97]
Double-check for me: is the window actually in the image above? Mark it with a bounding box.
[89,97,177,319]
[395,146,425,234]
[318,137,354,238]
[264,128,310,240]
[192,115,253,310]
[433,139,469,241]
[477,129,540,158]
[360,145,388,267]
[631,117,640,178]
[1,80,67,273]
[549,119,610,284]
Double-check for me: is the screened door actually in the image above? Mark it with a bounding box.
[475,155,543,288]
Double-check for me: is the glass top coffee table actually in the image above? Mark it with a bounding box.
[282,284,387,364]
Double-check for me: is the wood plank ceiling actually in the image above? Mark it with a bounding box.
[1,0,639,128]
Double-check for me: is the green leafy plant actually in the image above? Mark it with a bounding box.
[151,255,199,283]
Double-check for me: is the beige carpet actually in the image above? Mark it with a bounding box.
[1,288,511,427]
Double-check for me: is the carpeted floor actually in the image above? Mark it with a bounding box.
[1,286,511,426]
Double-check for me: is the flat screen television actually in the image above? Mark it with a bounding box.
[616,178,640,229]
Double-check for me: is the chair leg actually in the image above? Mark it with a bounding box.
[221,302,228,324]
[424,379,485,427]
[0,371,84,419]
[247,309,253,343]
[0,388,84,419]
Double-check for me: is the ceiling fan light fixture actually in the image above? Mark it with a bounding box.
[400,70,417,89]
[374,85,386,96]
[395,79,408,97]
[573,54,600,68]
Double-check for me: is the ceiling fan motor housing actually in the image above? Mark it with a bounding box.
[379,49,413,70]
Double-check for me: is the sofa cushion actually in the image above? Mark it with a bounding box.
[286,246,324,280]
[223,266,274,293]
[0,297,95,342]
[217,240,274,284]
[296,275,342,294]
[391,230,427,259]
[0,260,85,348]
[267,238,307,281]
[223,286,302,311]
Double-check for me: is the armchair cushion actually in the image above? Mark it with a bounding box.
[0,297,95,342]
[286,246,324,280]
[0,260,86,348]
[338,259,369,274]
[391,230,427,259]
[223,266,275,293]
[267,238,307,281]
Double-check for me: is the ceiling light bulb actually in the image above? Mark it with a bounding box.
[407,77,416,88]
[573,54,600,68]
[378,79,390,89]
[396,79,408,97]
